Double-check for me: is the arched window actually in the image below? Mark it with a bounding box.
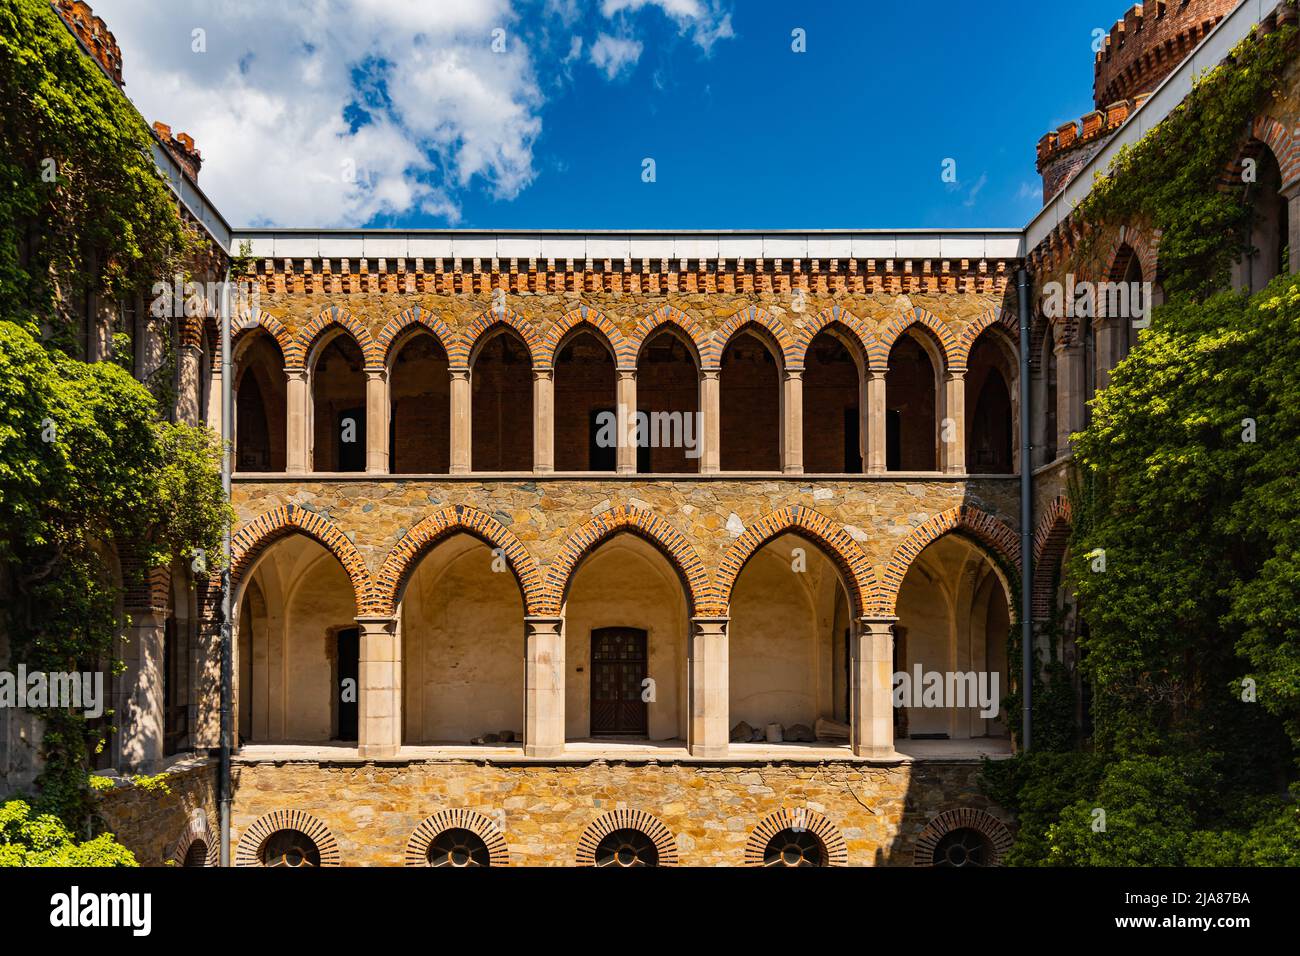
[1037,322,1059,466]
[636,329,700,474]
[426,828,491,867]
[595,829,659,867]
[763,828,828,867]
[885,333,939,471]
[965,335,1014,474]
[471,330,533,472]
[261,830,321,868]
[1240,143,1289,293]
[311,335,366,472]
[931,828,993,867]
[234,332,286,472]
[182,840,210,867]
[720,329,781,471]
[802,330,862,474]
[390,331,449,473]
[554,330,616,472]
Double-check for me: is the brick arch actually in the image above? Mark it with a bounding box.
[539,305,626,369]
[622,304,709,367]
[170,811,218,867]
[744,808,849,866]
[234,810,341,867]
[456,305,542,368]
[405,809,510,867]
[1032,496,1073,620]
[226,307,295,370]
[231,505,372,617]
[575,809,678,866]
[912,808,1014,867]
[705,305,798,369]
[297,304,380,369]
[795,305,871,367]
[372,505,544,617]
[870,307,959,371]
[876,505,1021,616]
[538,505,709,617]
[954,307,1018,368]
[711,506,877,619]
[1242,114,1300,192]
[377,305,458,368]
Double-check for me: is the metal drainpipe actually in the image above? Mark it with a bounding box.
[1017,266,1034,752]
[219,269,233,865]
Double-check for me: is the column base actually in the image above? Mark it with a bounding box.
[853,744,898,759]
[688,742,729,759]
[524,743,565,758]
[358,743,399,759]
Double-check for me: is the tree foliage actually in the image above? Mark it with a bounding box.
[0,799,136,867]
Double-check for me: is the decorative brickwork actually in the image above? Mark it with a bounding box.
[744,807,848,866]
[794,304,871,366]
[298,304,381,369]
[704,305,799,369]
[1032,496,1073,620]
[377,304,456,367]
[871,307,960,371]
[234,809,341,867]
[53,1,123,86]
[877,505,1022,615]
[954,306,1018,368]
[539,304,626,368]
[458,304,543,367]
[574,808,679,866]
[912,807,1014,866]
[623,304,709,366]
[711,505,878,618]
[170,811,218,867]
[404,809,510,867]
[372,505,544,616]
[539,505,709,616]
[228,306,295,369]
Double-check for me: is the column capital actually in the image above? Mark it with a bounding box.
[701,366,721,379]
[450,365,471,379]
[944,365,967,379]
[285,365,307,379]
[616,365,637,377]
[859,615,899,627]
[783,366,804,379]
[532,366,554,382]
[364,365,387,380]
[355,615,398,629]
[524,615,564,629]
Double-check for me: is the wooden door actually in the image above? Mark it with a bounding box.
[590,628,648,736]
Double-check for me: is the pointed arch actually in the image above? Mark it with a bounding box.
[876,505,1021,616]
[711,506,877,618]
[228,307,295,369]
[538,505,709,616]
[706,305,798,369]
[1032,496,1073,620]
[457,305,542,368]
[795,305,870,367]
[623,305,708,367]
[231,505,372,616]
[373,505,543,616]
[954,307,1018,368]
[871,307,958,371]
[298,305,380,369]
[539,305,625,368]
[377,305,458,370]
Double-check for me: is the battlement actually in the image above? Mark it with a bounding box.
[153,121,203,182]
[1093,0,1235,108]
[52,0,122,87]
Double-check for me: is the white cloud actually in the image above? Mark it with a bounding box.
[589,33,643,79]
[600,0,734,51]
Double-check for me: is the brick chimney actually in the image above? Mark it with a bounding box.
[52,0,123,87]
[152,122,203,182]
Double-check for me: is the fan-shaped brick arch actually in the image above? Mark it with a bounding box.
[454,304,542,367]
[297,304,381,369]
[575,809,678,866]
[539,305,626,368]
[876,505,1021,616]
[912,808,1013,866]
[405,809,511,867]
[226,307,295,369]
[538,505,709,616]
[373,505,544,616]
[376,305,458,368]
[1240,114,1300,192]
[705,305,798,369]
[622,304,709,366]
[234,810,342,867]
[795,305,871,367]
[1032,496,1073,620]
[170,812,219,867]
[744,808,848,866]
[711,506,877,618]
[231,504,373,616]
[954,307,1018,368]
[870,307,959,371]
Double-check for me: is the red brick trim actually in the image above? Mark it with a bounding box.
[711,506,877,618]
[405,809,510,867]
[376,305,457,368]
[297,304,381,369]
[744,807,848,866]
[954,307,1019,368]
[575,809,678,866]
[538,505,709,616]
[224,307,294,370]
[622,304,709,367]
[705,305,797,369]
[538,305,626,369]
[870,307,958,372]
[234,810,341,867]
[179,315,204,350]
[372,505,544,616]
[795,305,871,367]
[169,812,218,867]
[1032,496,1073,620]
[912,808,1013,866]
[1251,113,1300,190]
[457,305,541,368]
[877,506,1021,616]
[231,505,372,616]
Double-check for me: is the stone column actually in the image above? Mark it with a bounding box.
[533,368,554,474]
[450,366,472,475]
[115,610,166,772]
[700,368,721,474]
[1029,363,1048,468]
[176,344,203,426]
[616,367,638,474]
[1095,321,1119,389]
[688,617,729,758]
[782,369,803,474]
[1056,341,1085,456]
[357,616,400,758]
[206,363,224,445]
[852,618,896,758]
[942,366,966,475]
[865,369,888,474]
[1285,181,1300,275]
[365,367,388,474]
[524,616,565,757]
[285,367,310,474]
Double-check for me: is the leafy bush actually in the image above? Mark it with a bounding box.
[0,800,136,867]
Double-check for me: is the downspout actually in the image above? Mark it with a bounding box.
[1016,266,1034,752]
[219,269,233,865]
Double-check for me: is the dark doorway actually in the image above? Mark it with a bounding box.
[336,407,365,472]
[335,627,359,741]
[590,628,648,736]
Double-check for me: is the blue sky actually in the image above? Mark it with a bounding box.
[99,0,1128,230]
